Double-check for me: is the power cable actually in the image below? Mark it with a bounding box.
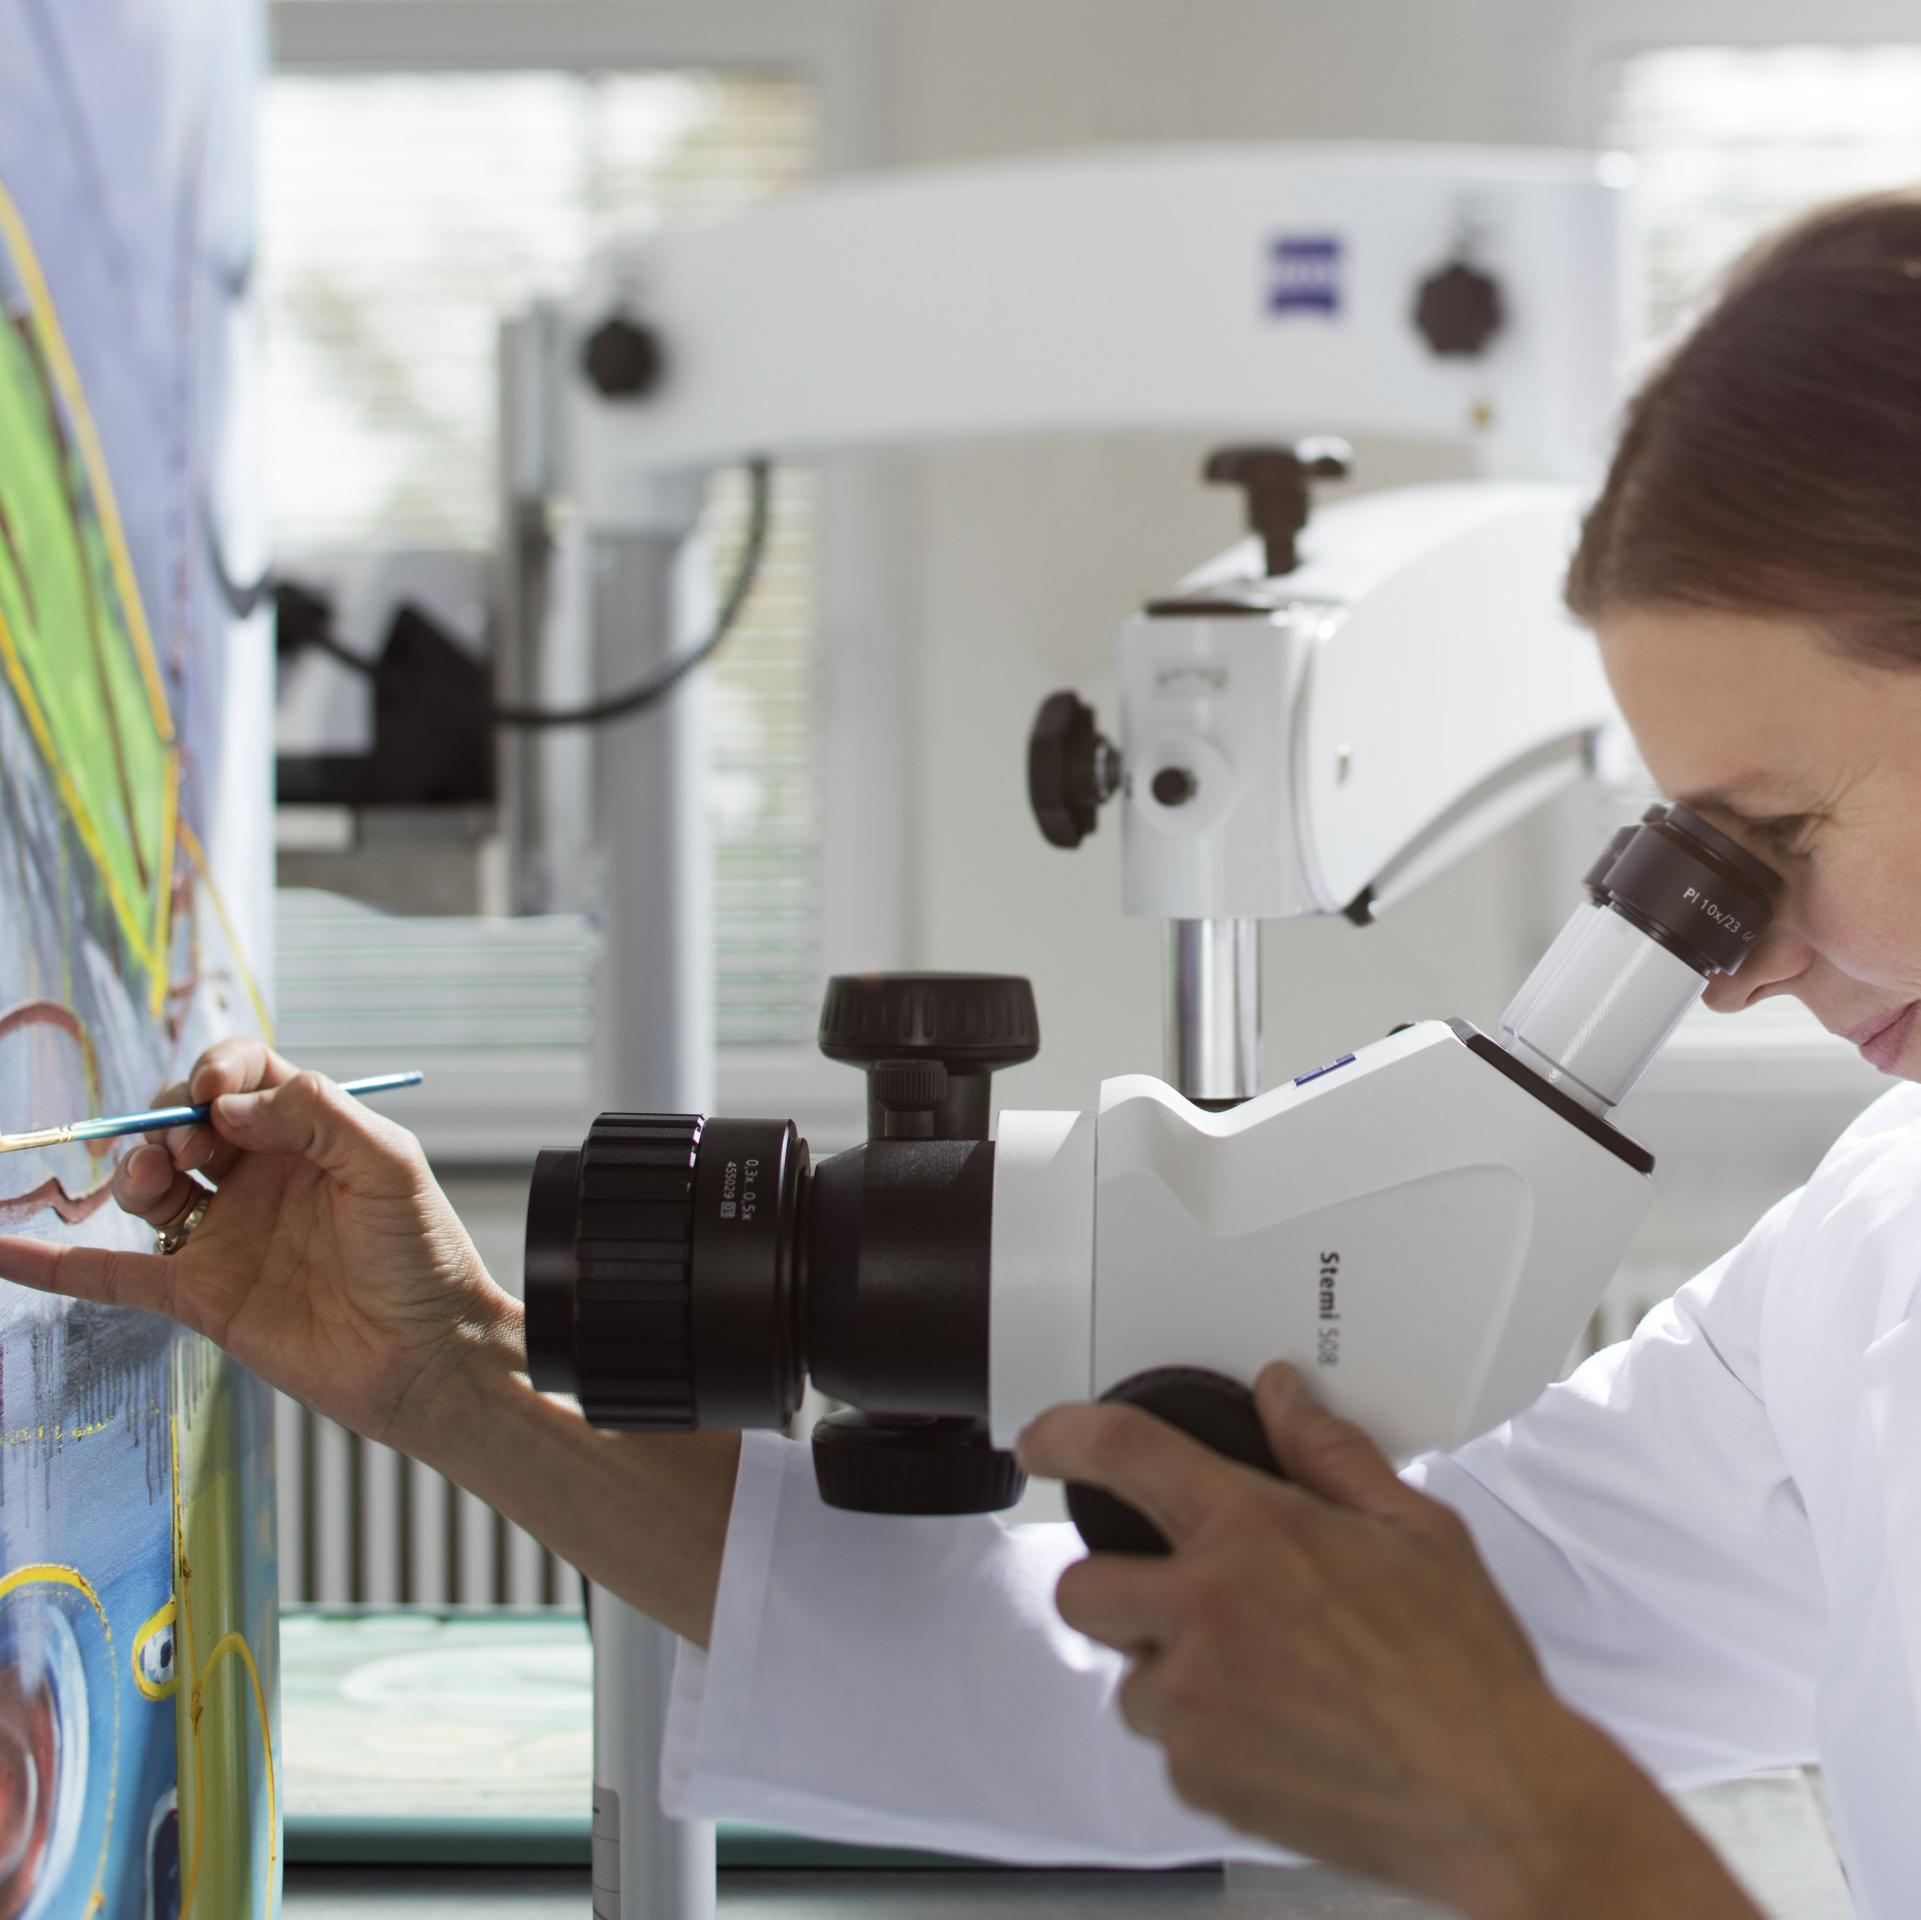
[269,457,775,730]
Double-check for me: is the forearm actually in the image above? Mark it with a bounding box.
[400,1302,739,1646]
[1460,1705,1763,1920]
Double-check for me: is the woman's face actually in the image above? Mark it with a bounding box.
[1598,608,1921,1079]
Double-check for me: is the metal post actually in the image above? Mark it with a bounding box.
[1164,918,1262,1101]
[587,507,716,1920]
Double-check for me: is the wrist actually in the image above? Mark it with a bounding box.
[388,1284,528,1470]
[1450,1699,1760,1920]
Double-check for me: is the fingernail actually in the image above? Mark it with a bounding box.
[217,1091,263,1128]
[1259,1362,1305,1404]
[126,1144,169,1191]
[190,1064,218,1101]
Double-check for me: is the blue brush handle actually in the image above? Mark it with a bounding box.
[64,1071,425,1146]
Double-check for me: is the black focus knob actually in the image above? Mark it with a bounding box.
[818,973,1039,1143]
[582,315,667,399]
[1028,692,1120,849]
[1203,439,1351,576]
[812,1411,1027,1515]
[1413,262,1505,357]
[1066,1367,1288,1554]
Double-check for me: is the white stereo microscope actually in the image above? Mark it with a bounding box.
[498,145,1663,1919]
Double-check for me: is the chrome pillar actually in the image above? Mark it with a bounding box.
[587,503,716,1920]
[1165,918,1261,1101]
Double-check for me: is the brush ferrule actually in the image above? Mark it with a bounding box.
[0,1126,74,1155]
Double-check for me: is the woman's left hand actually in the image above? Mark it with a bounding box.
[1016,1364,1758,1920]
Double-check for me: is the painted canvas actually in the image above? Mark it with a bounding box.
[0,0,279,1914]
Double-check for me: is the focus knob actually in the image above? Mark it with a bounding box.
[812,1411,1026,1515]
[1413,262,1504,357]
[582,315,666,399]
[1066,1368,1287,1554]
[1028,692,1120,848]
[818,973,1040,1143]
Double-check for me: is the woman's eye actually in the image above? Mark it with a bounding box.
[1758,815,1814,856]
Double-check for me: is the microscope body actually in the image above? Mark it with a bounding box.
[991,1018,1652,1466]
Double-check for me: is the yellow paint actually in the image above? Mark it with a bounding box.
[179,818,274,1043]
[132,1596,179,1701]
[0,1413,148,1449]
[149,748,180,1017]
[0,1562,119,1906]
[0,600,161,977]
[172,1410,279,1920]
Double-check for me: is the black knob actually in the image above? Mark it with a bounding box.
[1028,692,1120,848]
[1203,439,1351,576]
[1413,262,1504,357]
[819,973,1038,1144]
[812,1411,1026,1515]
[582,315,667,399]
[1066,1367,1287,1554]
[1151,766,1196,807]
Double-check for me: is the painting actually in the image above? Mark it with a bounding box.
[0,0,278,1913]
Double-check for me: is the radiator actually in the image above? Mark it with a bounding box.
[274,1394,578,1608]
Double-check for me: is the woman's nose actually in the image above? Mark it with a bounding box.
[1702,923,1813,1012]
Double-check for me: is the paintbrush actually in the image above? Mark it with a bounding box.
[0,1070,425,1155]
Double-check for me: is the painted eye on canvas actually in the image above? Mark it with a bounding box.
[133,1608,178,1700]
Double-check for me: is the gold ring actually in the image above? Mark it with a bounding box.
[154,1192,211,1258]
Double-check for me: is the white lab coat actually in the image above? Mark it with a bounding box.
[664,1083,1921,1915]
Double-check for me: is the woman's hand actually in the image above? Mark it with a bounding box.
[0,1040,519,1460]
[1017,1364,1762,1920]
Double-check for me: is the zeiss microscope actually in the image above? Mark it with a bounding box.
[523,445,1780,1544]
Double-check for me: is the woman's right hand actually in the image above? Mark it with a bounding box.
[0,1039,521,1459]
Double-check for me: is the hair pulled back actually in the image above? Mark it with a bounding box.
[1567,190,1921,665]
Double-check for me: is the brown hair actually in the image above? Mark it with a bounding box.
[1566,190,1921,665]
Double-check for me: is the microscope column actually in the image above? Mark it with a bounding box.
[1165,917,1261,1100]
[588,501,717,1920]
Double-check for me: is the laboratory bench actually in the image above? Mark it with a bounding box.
[281,1611,1853,1918]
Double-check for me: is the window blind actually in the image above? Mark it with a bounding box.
[262,70,825,1047]
[1603,46,1921,339]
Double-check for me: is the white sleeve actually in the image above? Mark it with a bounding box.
[664,1192,1826,1856]
[1407,1190,1824,1788]
[662,1429,1292,1865]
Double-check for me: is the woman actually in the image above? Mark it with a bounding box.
[7,190,1921,1916]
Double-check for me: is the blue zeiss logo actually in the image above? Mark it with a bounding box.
[1269,235,1342,315]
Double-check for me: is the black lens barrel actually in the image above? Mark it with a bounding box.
[523,1111,807,1430]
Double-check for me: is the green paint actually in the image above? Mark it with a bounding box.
[0,297,169,960]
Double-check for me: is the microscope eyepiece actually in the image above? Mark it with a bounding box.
[1594,804,1780,976]
[1495,806,1783,1117]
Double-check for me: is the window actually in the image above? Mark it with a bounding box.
[1603,46,1921,338]
[264,69,827,1048]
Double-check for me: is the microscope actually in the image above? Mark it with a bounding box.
[522,445,1781,1550]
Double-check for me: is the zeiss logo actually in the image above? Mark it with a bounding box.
[1269,235,1342,315]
